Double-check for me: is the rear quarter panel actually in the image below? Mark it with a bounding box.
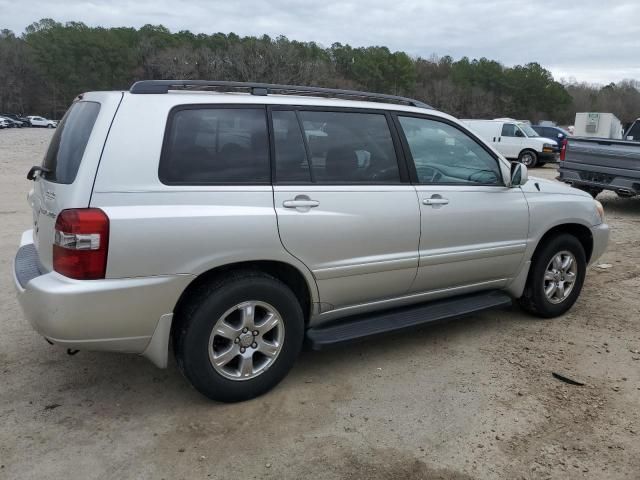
[90,93,319,302]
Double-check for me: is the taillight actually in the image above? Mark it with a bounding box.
[560,139,567,161]
[53,208,109,279]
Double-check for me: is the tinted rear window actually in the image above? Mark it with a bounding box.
[42,101,101,184]
[159,107,269,185]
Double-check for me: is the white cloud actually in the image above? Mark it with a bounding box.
[1,0,638,84]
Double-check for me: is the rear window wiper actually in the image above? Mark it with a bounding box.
[27,166,51,181]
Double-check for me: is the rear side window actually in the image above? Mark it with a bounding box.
[273,111,311,183]
[274,110,400,184]
[42,101,100,184]
[160,107,269,185]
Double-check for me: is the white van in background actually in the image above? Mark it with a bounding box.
[462,118,558,167]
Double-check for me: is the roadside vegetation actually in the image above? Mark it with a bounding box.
[1,19,639,123]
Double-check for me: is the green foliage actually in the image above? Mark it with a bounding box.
[1,19,637,124]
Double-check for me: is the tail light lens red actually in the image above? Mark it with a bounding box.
[560,138,567,161]
[53,208,109,279]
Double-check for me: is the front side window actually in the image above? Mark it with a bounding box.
[399,116,502,185]
[501,123,517,137]
[274,110,400,184]
[160,107,269,184]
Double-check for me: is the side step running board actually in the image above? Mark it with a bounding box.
[306,290,512,350]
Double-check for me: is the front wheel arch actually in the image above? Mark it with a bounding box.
[533,224,594,265]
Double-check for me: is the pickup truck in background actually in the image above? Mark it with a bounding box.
[558,121,640,198]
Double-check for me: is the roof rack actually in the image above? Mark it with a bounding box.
[128,80,432,109]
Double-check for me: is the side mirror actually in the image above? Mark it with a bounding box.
[515,130,524,137]
[510,162,528,186]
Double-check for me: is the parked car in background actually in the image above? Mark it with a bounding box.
[0,117,9,129]
[532,125,570,149]
[27,115,57,128]
[1,117,26,128]
[14,80,608,402]
[462,118,558,167]
[558,136,640,198]
[1,113,30,127]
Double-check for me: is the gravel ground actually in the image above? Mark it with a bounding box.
[1,128,639,480]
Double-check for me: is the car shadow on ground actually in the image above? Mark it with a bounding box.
[23,302,538,409]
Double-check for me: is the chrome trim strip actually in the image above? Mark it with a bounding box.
[419,243,526,267]
[313,255,418,280]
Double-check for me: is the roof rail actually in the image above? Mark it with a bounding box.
[128,80,432,109]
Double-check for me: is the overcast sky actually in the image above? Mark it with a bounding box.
[1,0,638,84]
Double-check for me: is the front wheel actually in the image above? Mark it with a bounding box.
[519,234,586,318]
[47,124,54,128]
[518,150,538,168]
[173,271,304,402]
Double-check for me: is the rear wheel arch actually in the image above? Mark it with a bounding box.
[171,260,315,338]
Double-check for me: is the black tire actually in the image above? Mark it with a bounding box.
[519,234,586,318]
[518,149,538,168]
[173,271,304,402]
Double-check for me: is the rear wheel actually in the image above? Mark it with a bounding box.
[518,150,538,168]
[173,271,304,402]
[519,234,586,318]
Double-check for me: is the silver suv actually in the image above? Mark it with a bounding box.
[14,81,609,402]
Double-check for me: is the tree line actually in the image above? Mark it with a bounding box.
[1,19,639,126]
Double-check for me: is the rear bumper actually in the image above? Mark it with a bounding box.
[13,230,193,359]
[539,151,559,163]
[558,166,640,195]
[589,223,609,265]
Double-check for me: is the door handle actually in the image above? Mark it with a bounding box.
[283,199,320,209]
[423,197,449,206]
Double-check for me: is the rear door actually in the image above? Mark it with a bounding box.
[271,107,420,311]
[29,93,122,270]
[395,114,529,294]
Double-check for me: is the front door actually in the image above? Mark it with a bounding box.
[395,114,529,294]
[498,122,524,159]
[271,108,420,311]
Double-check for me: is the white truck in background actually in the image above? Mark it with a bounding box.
[573,113,623,139]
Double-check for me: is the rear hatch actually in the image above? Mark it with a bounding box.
[29,92,123,271]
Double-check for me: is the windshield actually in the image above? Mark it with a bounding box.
[518,123,539,137]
